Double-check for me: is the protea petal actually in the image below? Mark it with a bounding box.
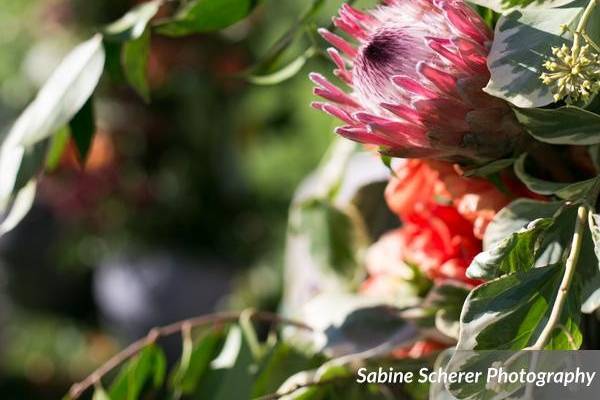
[311,0,523,163]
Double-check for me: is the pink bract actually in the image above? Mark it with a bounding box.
[311,0,523,162]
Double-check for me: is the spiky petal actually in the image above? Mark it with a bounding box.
[311,0,523,163]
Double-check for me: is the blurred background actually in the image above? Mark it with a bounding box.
[0,0,376,397]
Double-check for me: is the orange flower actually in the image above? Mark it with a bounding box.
[385,160,510,239]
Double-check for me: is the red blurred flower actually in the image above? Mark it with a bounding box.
[385,159,510,239]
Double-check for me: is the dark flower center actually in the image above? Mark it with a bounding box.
[364,34,397,66]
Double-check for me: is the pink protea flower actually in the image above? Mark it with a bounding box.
[310,0,523,162]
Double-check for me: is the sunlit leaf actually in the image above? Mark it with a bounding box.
[484,2,584,107]
[0,35,105,213]
[104,0,162,41]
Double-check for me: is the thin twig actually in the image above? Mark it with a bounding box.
[68,311,312,399]
[527,205,589,350]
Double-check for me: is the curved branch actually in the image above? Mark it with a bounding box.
[528,204,589,350]
[68,310,313,399]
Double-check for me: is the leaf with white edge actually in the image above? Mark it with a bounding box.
[104,0,161,42]
[582,212,600,313]
[0,180,37,236]
[514,106,600,145]
[468,0,576,13]
[457,263,582,351]
[156,0,259,37]
[470,203,579,280]
[323,306,417,357]
[514,154,597,199]
[485,3,584,107]
[483,199,562,251]
[468,217,553,280]
[122,28,152,102]
[0,35,105,211]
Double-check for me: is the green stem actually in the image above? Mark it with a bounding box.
[528,205,589,350]
[574,0,598,50]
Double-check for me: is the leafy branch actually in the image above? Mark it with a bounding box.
[527,204,589,350]
[67,310,313,399]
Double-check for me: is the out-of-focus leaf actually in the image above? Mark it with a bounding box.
[0,180,37,236]
[195,325,256,400]
[122,28,151,102]
[484,3,584,107]
[295,199,359,278]
[45,126,71,171]
[108,345,166,400]
[252,343,323,397]
[104,0,161,41]
[69,97,96,162]
[92,386,111,400]
[156,0,259,37]
[323,305,417,357]
[171,330,224,394]
[468,0,576,12]
[248,47,316,85]
[0,35,105,213]
[514,154,597,199]
[514,106,600,145]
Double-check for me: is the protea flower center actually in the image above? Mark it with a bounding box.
[311,0,524,163]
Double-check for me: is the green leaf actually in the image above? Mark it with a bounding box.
[122,28,151,102]
[0,180,37,236]
[196,325,256,400]
[171,330,224,394]
[582,212,600,313]
[514,154,597,199]
[514,106,600,145]
[484,2,585,107]
[92,386,111,400]
[483,198,563,251]
[463,158,515,177]
[69,97,96,162]
[108,345,166,400]
[45,126,71,171]
[252,343,323,397]
[323,305,416,356]
[469,202,577,280]
[104,0,161,42]
[156,0,259,37]
[0,35,105,212]
[247,47,316,86]
[457,263,582,350]
[468,0,576,13]
[469,217,553,280]
[295,199,360,278]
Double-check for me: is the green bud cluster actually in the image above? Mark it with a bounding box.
[540,32,600,104]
